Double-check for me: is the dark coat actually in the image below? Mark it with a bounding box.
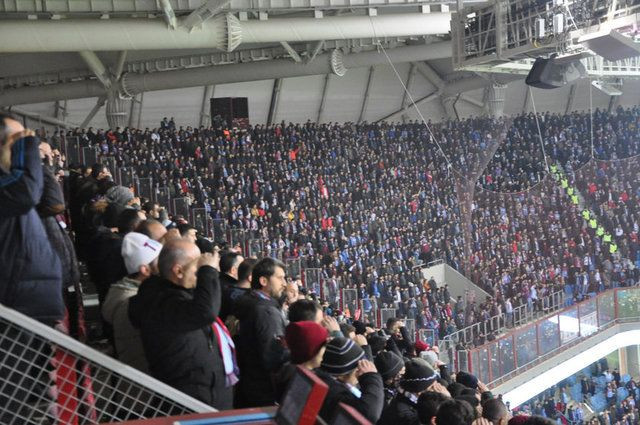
[219,273,240,321]
[128,266,232,409]
[235,291,289,407]
[316,369,384,424]
[378,393,419,425]
[0,136,63,323]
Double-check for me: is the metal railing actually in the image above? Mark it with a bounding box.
[464,287,640,387]
[0,304,213,424]
[440,290,565,348]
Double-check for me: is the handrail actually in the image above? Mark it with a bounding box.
[439,290,565,351]
[0,303,214,422]
[465,287,640,389]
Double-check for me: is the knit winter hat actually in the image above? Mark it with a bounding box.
[285,321,329,364]
[105,185,134,207]
[352,320,367,335]
[400,358,438,393]
[456,371,479,390]
[415,339,430,354]
[321,337,365,376]
[368,335,387,356]
[375,351,404,381]
[420,350,439,369]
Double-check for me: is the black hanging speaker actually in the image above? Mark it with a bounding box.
[526,57,586,90]
[525,57,566,89]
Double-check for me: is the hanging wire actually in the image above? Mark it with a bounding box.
[528,86,551,173]
[589,77,595,159]
[375,42,459,173]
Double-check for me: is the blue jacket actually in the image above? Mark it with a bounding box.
[0,137,63,323]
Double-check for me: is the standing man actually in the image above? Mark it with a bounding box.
[0,115,64,424]
[0,114,63,323]
[128,239,235,409]
[219,251,244,321]
[236,257,289,407]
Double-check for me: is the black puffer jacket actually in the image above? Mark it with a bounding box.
[128,266,232,409]
[316,370,384,424]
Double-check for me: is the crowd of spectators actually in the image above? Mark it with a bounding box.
[4,105,640,422]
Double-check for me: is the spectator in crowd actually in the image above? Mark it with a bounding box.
[128,240,235,409]
[236,257,289,407]
[316,337,384,423]
[102,232,162,373]
[375,350,405,405]
[436,399,475,425]
[0,115,63,323]
[37,140,84,339]
[219,251,244,320]
[274,320,329,401]
[482,398,510,425]
[417,391,450,425]
[378,358,440,425]
[222,257,257,335]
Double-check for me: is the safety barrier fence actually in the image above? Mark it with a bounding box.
[453,287,640,387]
[0,304,213,424]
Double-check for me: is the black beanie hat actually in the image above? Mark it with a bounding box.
[456,371,479,390]
[321,337,365,376]
[368,335,387,356]
[400,359,437,393]
[375,351,404,381]
[352,320,367,335]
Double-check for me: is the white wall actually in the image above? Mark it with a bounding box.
[13,69,640,130]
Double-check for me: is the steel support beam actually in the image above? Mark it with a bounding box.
[199,85,215,127]
[280,41,302,63]
[5,106,79,129]
[182,0,233,32]
[81,97,107,128]
[267,78,282,125]
[401,63,417,123]
[114,51,128,80]
[565,84,577,114]
[358,66,376,123]
[127,93,145,129]
[442,95,458,119]
[416,61,445,89]
[522,84,530,113]
[377,91,440,122]
[54,100,68,121]
[459,94,484,108]
[376,74,521,122]
[0,42,453,106]
[158,0,178,29]
[317,74,331,123]
[0,0,487,15]
[0,13,452,53]
[78,51,112,90]
[306,40,325,64]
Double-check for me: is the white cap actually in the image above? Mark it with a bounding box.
[121,232,162,274]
